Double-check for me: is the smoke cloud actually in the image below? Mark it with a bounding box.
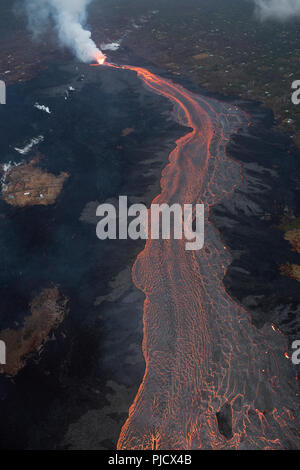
[254,0,300,20]
[24,0,105,63]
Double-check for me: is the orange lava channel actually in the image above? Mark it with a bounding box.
[104,63,299,450]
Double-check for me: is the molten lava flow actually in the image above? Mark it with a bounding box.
[98,63,299,449]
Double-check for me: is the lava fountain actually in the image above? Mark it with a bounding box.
[96,61,299,449]
[97,55,106,65]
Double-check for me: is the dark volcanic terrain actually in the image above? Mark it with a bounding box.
[0,0,299,450]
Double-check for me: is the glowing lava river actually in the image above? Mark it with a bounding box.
[102,62,299,449]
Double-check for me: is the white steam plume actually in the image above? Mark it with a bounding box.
[24,0,105,63]
[254,0,300,20]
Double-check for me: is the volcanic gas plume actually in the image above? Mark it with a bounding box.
[24,0,105,63]
[254,0,300,20]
